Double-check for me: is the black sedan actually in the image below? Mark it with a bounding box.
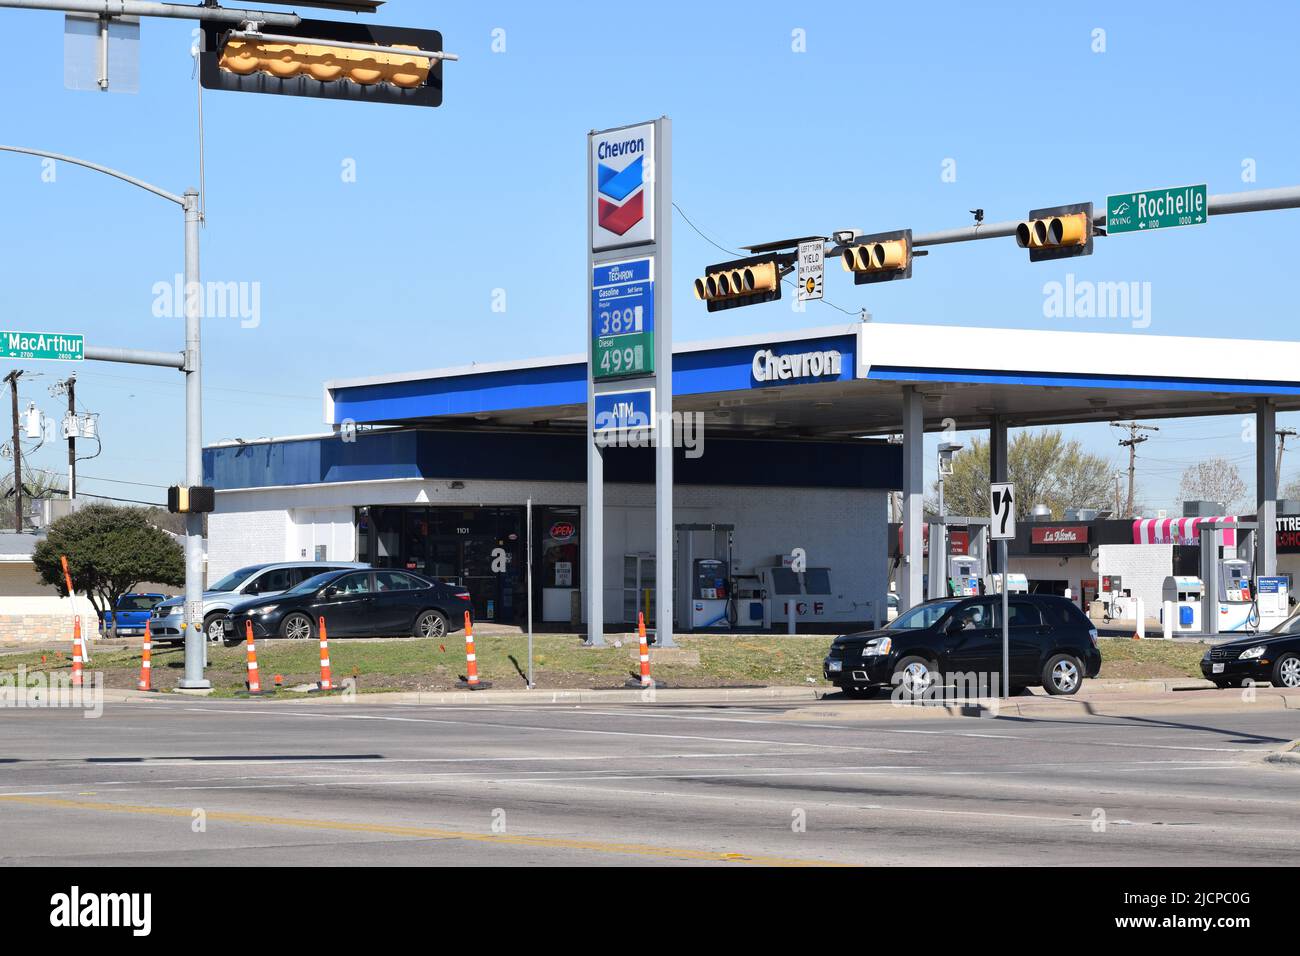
[223,568,470,644]
[1201,616,1300,689]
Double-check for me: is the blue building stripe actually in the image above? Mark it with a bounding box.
[866,365,1300,395]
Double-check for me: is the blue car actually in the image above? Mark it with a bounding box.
[100,593,169,637]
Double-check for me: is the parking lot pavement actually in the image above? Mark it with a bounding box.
[1,698,1298,867]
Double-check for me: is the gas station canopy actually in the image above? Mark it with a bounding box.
[324,322,1300,437]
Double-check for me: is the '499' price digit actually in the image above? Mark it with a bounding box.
[599,344,643,375]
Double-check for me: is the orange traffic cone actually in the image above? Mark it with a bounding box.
[70,616,84,688]
[317,616,334,691]
[137,620,153,691]
[625,611,659,689]
[243,620,263,695]
[460,611,491,690]
[637,611,652,687]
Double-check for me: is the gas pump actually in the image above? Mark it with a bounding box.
[1217,557,1259,632]
[948,556,983,596]
[925,519,989,600]
[674,523,736,632]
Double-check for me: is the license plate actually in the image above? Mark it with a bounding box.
[1212,663,1225,674]
[827,660,842,672]
[223,620,234,632]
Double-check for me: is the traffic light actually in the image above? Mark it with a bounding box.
[168,486,216,515]
[693,254,785,312]
[200,17,445,107]
[841,229,913,284]
[1016,202,1094,262]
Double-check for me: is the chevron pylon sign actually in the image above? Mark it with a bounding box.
[591,122,656,250]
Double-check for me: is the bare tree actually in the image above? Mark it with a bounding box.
[1178,458,1249,513]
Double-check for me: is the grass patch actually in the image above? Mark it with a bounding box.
[3,634,1212,694]
[1096,638,1209,679]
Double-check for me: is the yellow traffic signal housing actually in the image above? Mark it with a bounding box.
[202,17,444,107]
[841,229,913,285]
[694,254,786,312]
[1017,202,1094,262]
[219,39,431,89]
[168,486,216,515]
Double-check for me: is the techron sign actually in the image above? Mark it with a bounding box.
[751,347,843,383]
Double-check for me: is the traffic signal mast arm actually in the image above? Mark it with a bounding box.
[0,0,302,26]
[824,183,1300,259]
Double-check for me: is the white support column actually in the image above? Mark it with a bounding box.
[1257,398,1278,577]
[900,386,925,611]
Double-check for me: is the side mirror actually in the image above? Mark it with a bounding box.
[944,618,962,634]
[324,586,340,600]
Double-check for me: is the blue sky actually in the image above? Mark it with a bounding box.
[1,0,1297,511]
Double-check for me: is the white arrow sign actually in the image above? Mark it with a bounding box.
[990,482,1016,540]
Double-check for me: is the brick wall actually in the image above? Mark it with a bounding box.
[1098,544,1174,615]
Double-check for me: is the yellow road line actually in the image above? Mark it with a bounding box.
[0,794,847,867]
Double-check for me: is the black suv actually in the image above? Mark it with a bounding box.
[824,594,1102,698]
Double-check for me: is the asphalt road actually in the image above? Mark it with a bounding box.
[1,696,1298,866]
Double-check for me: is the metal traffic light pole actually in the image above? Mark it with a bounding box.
[826,185,1300,255]
[0,144,210,689]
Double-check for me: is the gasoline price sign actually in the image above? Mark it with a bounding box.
[591,257,654,381]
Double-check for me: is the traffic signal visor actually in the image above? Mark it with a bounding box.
[219,38,432,89]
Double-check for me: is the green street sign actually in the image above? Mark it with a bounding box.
[1107,184,1207,234]
[1,330,84,361]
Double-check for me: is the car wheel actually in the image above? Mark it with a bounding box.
[892,656,937,700]
[1043,653,1083,695]
[414,609,448,639]
[280,613,314,641]
[1272,652,1300,689]
[203,614,226,645]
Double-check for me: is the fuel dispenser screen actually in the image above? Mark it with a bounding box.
[694,559,729,600]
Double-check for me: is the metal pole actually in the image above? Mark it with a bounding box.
[0,0,301,27]
[178,188,209,689]
[67,375,76,500]
[1000,539,1009,699]
[653,116,675,649]
[5,371,21,533]
[526,496,534,689]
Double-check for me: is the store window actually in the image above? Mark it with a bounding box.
[541,508,580,589]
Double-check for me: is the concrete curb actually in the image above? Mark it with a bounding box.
[1263,740,1300,767]
[91,684,825,707]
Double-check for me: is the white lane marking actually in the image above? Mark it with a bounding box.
[179,708,923,754]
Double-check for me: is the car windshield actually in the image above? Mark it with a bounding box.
[1269,608,1300,636]
[118,595,161,611]
[285,572,341,596]
[888,599,962,630]
[209,565,263,592]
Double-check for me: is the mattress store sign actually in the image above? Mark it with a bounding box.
[751,347,842,384]
[591,122,655,250]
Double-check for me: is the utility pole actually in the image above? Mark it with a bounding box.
[4,370,22,533]
[1277,427,1297,489]
[64,374,76,500]
[1115,422,1159,518]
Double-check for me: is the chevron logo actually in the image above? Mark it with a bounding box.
[597,155,645,235]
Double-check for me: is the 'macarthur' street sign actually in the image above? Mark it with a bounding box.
[1,331,84,361]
